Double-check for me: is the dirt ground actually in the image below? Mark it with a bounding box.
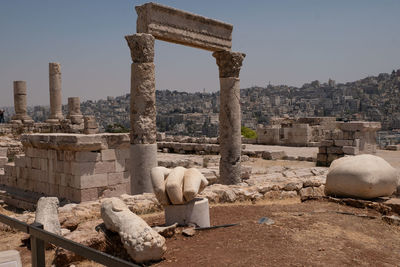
[2,199,400,267]
[147,200,400,267]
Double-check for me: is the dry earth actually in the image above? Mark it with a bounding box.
[1,199,400,266]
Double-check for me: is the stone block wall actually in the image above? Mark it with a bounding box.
[0,121,84,136]
[256,117,336,147]
[0,133,130,202]
[316,121,381,166]
[0,148,7,168]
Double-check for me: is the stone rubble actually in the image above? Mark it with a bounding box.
[317,121,381,166]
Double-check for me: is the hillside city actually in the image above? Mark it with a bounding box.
[1,70,400,142]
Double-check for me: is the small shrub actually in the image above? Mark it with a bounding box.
[241,126,257,139]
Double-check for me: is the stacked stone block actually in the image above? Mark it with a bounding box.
[257,117,336,147]
[317,121,381,166]
[0,133,130,202]
[61,97,84,133]
[0,148,8,169]
[83,116,99,134]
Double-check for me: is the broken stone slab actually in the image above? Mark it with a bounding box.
[299,186,325,201]
[182,227,196,237]
[136,2,232,52]
[34,197,61,235]
[262,150,287,160]
[382,215,400,226]
[152,223,178,238]
[0,250,22,267]
[338,121,381,132]
[20,133,130,151]
[101,197,166,263]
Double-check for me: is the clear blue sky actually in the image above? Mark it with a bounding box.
[1,0,400,106]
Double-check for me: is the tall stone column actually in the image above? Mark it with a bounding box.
[11,81,32,122]
[125,33,157,194]
[67,97,83,124]
[213,51,246,184]
[47,62,64,122]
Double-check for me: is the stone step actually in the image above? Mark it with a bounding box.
[0,185,42,211]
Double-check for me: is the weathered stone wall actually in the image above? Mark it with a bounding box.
[0,133,130,202]
[0,147,7,169]
[0,119,89,135]
[257,117,337,147]
[317,121,381,166]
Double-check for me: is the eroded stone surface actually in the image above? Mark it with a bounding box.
[151,166,208,205]
[130,62,156,144]
[325,155,398,199]
[48,62,64,121]
[213,51,246,78]
[34,197,61,235]
[125,34,155,63]
[101,197,166,263]
[136,2,232,51]
[12,81,32,122]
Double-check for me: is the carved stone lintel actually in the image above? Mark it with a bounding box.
[213,51,245,78]
[125,33,155,63]
[49,62,61,75]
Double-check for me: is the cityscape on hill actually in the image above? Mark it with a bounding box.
[1,69,400,139]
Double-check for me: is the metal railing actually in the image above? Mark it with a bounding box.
[0,213,139,267]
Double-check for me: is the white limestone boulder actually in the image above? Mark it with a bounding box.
[325,155,398,199]
[101,198,166,263]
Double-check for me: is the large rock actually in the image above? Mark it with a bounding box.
[34,197,61,235]
[101,198,166,263]
[325,155,398,199]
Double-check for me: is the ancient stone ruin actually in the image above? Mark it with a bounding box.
[47,63,64,123]
[0,62,98,135]
[11,81,33,124]
[256,117,337,147]
[317,121,381,166]
[126,2,245,192]
[1,133,130,205]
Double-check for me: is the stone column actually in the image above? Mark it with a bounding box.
[11,81,32,122]
[67,97,83,124]
[213,51,245,184]
[125,33,157,194]
[47,63,64,122]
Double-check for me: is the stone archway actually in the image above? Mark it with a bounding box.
[125,2,245,194]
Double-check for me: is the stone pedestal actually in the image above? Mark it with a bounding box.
[11,81,32,122]
[47,63,64,121]
[126,33,157,194]
[164,198,210,227]
[67,97,83,124]
[213,51,245,184]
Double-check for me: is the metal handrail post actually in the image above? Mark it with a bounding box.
[30,222,45,267]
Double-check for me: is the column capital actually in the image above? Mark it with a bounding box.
[49,63,61,75]
[213,50,246,78]
[125,33,155,63]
